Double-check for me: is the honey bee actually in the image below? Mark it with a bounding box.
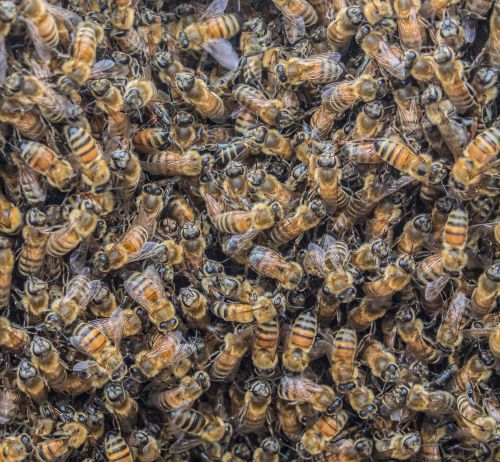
[406,383,455,415]
[275,52,344,86]
[0,317,29,351]
[177,0,240,69]
[62,20,104,87]
[451,127,500,193]
[356,26,406,80]
[0,237,13,308]
[0,389,21,425]
[149,371,210,411]
[360,339,398,380]
[249,245,303,290]
[46,204,98,257]
[252,437,280,462]
[347,374,378,419]
[0,433,33,462]
[70,320,127,381]
[329,327,359,392]
[347,296,390,332]
[63,125,110,188]
[393,0,424,50]
[133,331,193,379]
[436,16,464,49]
[440,208,468,277]
[373,432,421,460]
[104,381,138,431]
[351,237,390,272]
[210,332,249,382]
[436,291,468,353]
[0,192,21,236]
[456,390,497,442]
[128,430,162,462]
[16,359,48,405]
[396,213,433,254]
[19,140,75,191]
[470,264,499,317]
[49,268,102,327]
[276,400,304,441]
[270,199,325,246]
[433,46,478,115]
[247,171,298,209]
[393,81,421,136]
[122,76,157,111]
[283,310,318,373]
[313,153,350,214]
[297,410,349,458]
[104,432,133,462]
[364,255,415,298]
[323,437,373,462]
[489,0,500,68]
[177,287,208,329]
[278,375,335,413]
[0,97,45,140]
[395,305,442,363]
[124,266,178,333]
[252,317,279,376]
[235,379,272,433]
[450,352,494,392]
[233,84,294,128]
[30,335,67,391]
[142,149,208,177]
[35,434,73,462]
[326,6,364,55]
[418,420,446,462]
[169,408,232,444]
[212,293,284,324]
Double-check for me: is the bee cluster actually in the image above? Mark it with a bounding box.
[0,0,499,460]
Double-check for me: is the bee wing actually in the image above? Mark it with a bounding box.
[379,176,415,198]
[203,39,240,70]
[200,0,228,19]
[425,274,450,301]
[69,240,90,274]
[280,376,315,402]
[72,360,101,373]
[43,1,81,24]
[168,437,203,453]
[142,333,193,364]
[306,242,327,276]
[144,265,167,296]
[89,59,120,80]
[375,39,406,80]
[0,37,6,82]
[127,242,166,263]
[325,242,349,272]
[340,142,380,163]
[274,4,306,44]
[445,292,468,322]
[89,307,125,347]
[298,52,343,80]
[0,390,19,425]
[225,229,259,255]
[23,19,52,63]
[63,274,102,312]
[462,327,496,338]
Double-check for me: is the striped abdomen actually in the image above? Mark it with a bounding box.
[204,14,241,41]
[105,433,133,462]
[65,126,100,167]
[465,127,500,166]
[289,310,317,351]
[331,327,357,363]
[72,323,108,357]
[19,227,48,276]
[73,22,99,66]
[443,209,468,249]
[254,318,279,350]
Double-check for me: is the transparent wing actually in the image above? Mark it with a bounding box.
[23,19,52,63]
[89,307,125,347]
[379,176,415,198]
[44,1,82,24]
[63,276,102,312]
[425,274,450,301]
[444,292,468,323]
[274,4,306,44]
[340,142,381,163]
[144,265,167,296]
[0,390,19,424]
[72,360,101,373]
[141,332,192,364]
[203,39,240,70]
[375,38,406,80]
[169,437,203,453]
[127,242,166,263]
[89,59,120,80]
[280,376,318,402]
[325,242,349,273]
[201,0,228,19]
[225,229,259,255]
[306,242,327,276]
[69,240,90,274]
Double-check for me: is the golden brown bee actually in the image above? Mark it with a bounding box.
[142,149,208,177]
[282,310,318,373]
[275,52,344,86]
[248,125,294,161]
[440,208,468,277]
[0,237,13,308]
[351,237,390,272]
[363,0,393,25]
[0,97,45,140]
[49,268,102,327]
[451,127,500,193]
[46,204,97,257]
[0,433,33,462]
[104,381,138,431]
[0,316,29,352]
[16,211,47,278]
[396,213,433,254]
[70,321,127,381]
[418,420,446,462]
[347,297,390,332]
[433,45,478,115]
[393,0,425,50]
[124,266,178,333]
[30,335,67,391]
[252,437,280,462]
[373,432,421,460]
[297,410,349,458]
[436,16,464,49]
[35,434,73,462]
[395,305,442,363]
[278,375,335,413]
[104,432,133,462]
[471,263,500,317]
[360,339,398,380]
[326,6,364,55]
[235,379,272,434]
[210,332,249,382]
[270,200,325,246]
[347,375,378,419]
[0,389,21,425]
[249,245,303,290]
[393,81,421,136]
[169,407,232,444]
[323,437,373,462]
[364,255,415,298]
[436,291,468,352]
[19,140,75,191]
[489,0,500,68]
[248,170,298,209]
[62,20,104,87]
[212,294,284,324]
[313,153,350,214]
[176,71,226,122]
[252,317,279,376]
[329,327,359,392]
[233,84,294,128]
[0,192,22,235]
[149,371,210,411]
[352,100,384,139]
[16,359,48,405]
[406,383,455,415]
[276,400,304,441]
[456,390,497,443]
[123,77,156,111]
[133,331,192,379]
[178,287,208,329]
